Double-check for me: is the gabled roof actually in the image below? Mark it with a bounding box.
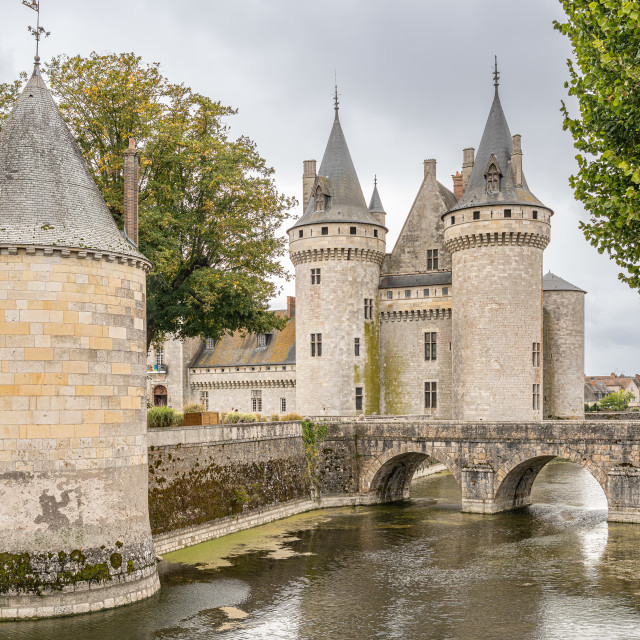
[379,272,451,289]
[450,85,547,212]
[0,63,144,259]
[291,109,381,229]
[543,272,586,293]
[368,182,385,214]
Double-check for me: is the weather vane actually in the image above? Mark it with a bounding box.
[493,55,500,95]
[22,0,50,62]
[333,70,340,116]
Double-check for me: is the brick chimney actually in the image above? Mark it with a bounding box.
[123,137,140,246]
[302,160,317,210]
[287,295,296,318]
[462,147,474,191]
[511,134,523,187]
[452,171,463,200]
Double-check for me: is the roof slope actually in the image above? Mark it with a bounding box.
[0,64,144,258]
[543,272,586,293]
[291,110,380,228]
[451,87,547,212]
[192,311,296,367]
[368,182,385,214]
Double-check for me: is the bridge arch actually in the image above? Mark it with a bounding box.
[361,442,461,502]
[494,446,608,512]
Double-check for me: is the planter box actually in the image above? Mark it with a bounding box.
[183,411,219,426]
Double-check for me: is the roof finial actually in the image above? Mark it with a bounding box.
[493,55,500,97]
[374,174,377,187]
[333,70,339,120]
[23,1,50,73]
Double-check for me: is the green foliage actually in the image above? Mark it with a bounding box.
[301,420,329,492]
[222,412,258,424]
[280,412,303,421]
[554,2,640,291]
[599,389,635,411]
[183,403,205,413]
[0,53,295,348]
[147,406,182,428]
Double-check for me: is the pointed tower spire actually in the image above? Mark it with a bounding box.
[369,177,385,214]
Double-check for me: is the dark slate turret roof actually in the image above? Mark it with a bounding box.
[0,63,145,259]
[542,272,586,293]
[368,182,386,214]
[450,86,547,212]
[291,110,381,229]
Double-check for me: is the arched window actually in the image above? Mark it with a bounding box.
[314,185,325,211]
[486,163,500,192]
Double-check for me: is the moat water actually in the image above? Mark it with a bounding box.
[5,461,640,640]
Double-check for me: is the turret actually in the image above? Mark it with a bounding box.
[443,60,552,421]
[288,93,386,416]
[368,176,386,227]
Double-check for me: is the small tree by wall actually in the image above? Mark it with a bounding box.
[599,390,635,411]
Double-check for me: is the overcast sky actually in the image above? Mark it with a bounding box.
[2,0,638,375]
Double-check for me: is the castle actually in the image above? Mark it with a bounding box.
[162,73,586,421]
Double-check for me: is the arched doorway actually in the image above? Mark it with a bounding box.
[153,385,168,407]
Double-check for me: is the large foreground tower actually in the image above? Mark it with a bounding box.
[0,63,158,618]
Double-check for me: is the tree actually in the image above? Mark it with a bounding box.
[554,1,640,292]
[1,53,294,348]
[599,389,635,411]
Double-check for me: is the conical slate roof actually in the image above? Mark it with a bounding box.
[368,181,385,214]
[542,271,586,293]
[451,86,547,212]
[0,63,145,259]
[291,109,381,228]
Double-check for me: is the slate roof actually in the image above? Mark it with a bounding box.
[291,110,382,229]
[368,182,385,214]
[542,272,586,293]
[584,383,597,403]
[449,86,548,213]
[0,63,144,259]
[379,271,452,289]
[191,310,296,368]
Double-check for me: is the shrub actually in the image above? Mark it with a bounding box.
[270,414,280,422]
[281,412,303,421]
[183,403,205,413]
[147,406,181,429]
[222,412,258,424]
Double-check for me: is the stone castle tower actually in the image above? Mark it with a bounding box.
[288,100,387,416]
[0,62,158,618]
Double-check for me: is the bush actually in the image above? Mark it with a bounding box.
[280,413,303,421]
[599,389,635,412]
[147,406,182,429]
[183,403,205,413]
[222,412,258,424]
[270,414,280,422]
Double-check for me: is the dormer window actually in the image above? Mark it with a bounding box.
[485,154,501,193]
[205,337,216,350]
[256,334,267,347]
[314,185,325,212]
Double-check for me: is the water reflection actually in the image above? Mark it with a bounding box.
[3,461,640,640]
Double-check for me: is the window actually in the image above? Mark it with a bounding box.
[314,185,324,211]
[387,291,393,299]
[155,348,164,367]
[350,226,357,235]
[486,163,500,191]
[256,334,267,347]
[298,230,303,238]
[205,338,216,350]
[442,287,449,296]
[355,387,363,411]
[311,268,321,285]
[374,229,378,238]
[533,210,538,220]
[321,226,328,235]
[473,211,480,220]
[533,384,540,410]
[200,390,209,411]
[251,390,262,413]
[427,249,439,270]
[280,397,287,413]
[354,337,360,356]
[450,216,455,225]
[532,342,540,367]
[311,333,322,357]
[424,288,430,297]
[504,209,511,218]
[424,381,437,409]
[364,298,373,320]
[405,290,411,298]
[425,332,437,361]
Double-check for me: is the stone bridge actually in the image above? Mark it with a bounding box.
[322,418,640,522]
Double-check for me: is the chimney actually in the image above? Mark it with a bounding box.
[611,372,617,378]
[123,137,140,246]
[302,160,317,210]
[511,134,523,187]
[452,171,463,200]
[462,147,474,191]
[287,296,296,318]
[424,159,436,179]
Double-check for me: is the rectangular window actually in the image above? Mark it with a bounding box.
[350,226,357,235]
[374,229,378,238]
[451,216,455,225]
[533,210,538,220]
[442,287,449,296]
[280,397,286,413]
[427,249,439,271]
[424,332,437,361]
[355,387,363,411]
[298,229,304,238]
[504,209,512,218]
[200,391,209,411]
[311,268,321,285]
[156,348,164,366]
[532,342,540,367]
[251,390,262,413]
[533,384,540,410]
[424,381,437,409]
[473,211,480,220]
[387,291,393,299]
[364,298,373,320]
[205,338,216,350]
[311,333,322,357]
[424,288,430,297]
[405,290,411,298]
[256,334,267,347]
[321,226,328,235]
[354,337,360,356]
